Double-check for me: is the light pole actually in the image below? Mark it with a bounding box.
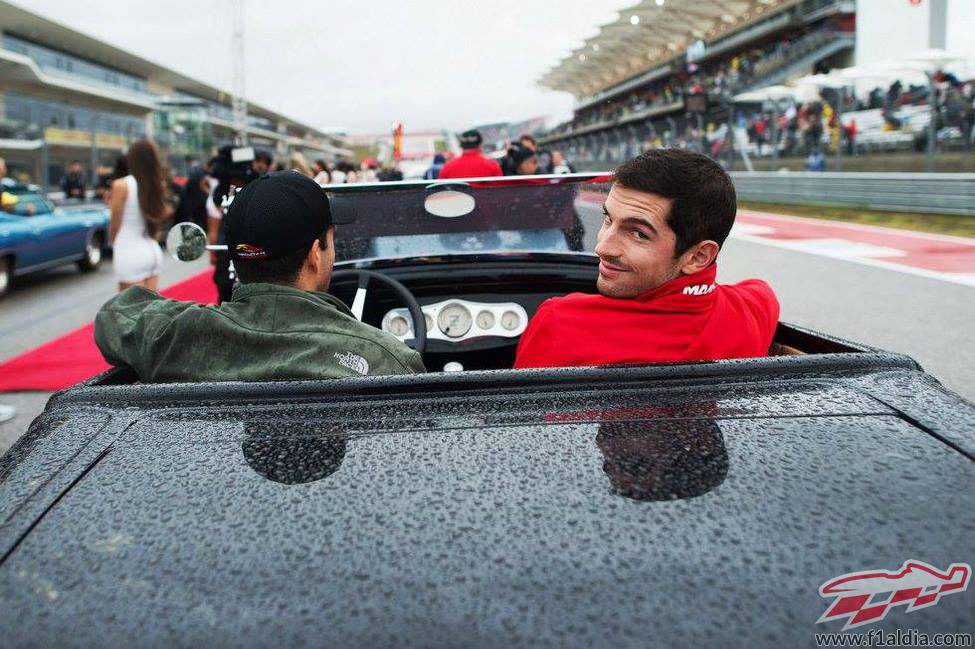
[926,71,937,172]
[90,112,100,190]
[833,86,844,172]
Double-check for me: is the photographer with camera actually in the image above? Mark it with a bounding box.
[207,146,273,303]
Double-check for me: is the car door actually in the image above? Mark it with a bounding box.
[15,193,78,263]
[0,212,40,270]
[48,203,100,261]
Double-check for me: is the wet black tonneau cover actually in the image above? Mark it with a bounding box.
[0,354,973,648]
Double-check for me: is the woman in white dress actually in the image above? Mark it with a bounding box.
[108,139,171,291]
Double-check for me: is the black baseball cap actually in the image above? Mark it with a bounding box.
[458,129,482,149]
[225,171,331,261]
[507,143,536,167]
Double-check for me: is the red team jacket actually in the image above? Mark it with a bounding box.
[438,149,502,179]
[514,265,779,368]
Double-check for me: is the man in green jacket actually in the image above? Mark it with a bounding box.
[95,171,425,382]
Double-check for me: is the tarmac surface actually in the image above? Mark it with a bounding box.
[1,215,973,456]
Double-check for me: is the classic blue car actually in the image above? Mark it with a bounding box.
[0,181,110,296]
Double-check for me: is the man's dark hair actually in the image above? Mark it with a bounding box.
[519,134,537,146]
[234,231,328,285]
[254,149,273,165]
[613,148,736,254]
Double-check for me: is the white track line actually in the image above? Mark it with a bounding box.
[728,232,975,288]
[739,210,975,246]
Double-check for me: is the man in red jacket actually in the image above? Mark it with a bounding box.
[438,129,502,179]
[514,148,778,369]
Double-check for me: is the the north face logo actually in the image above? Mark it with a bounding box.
[683,283,716,296]
[334,352,369,375]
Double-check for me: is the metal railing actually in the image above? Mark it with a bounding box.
[570,163,975,216]
[730,172,975,216]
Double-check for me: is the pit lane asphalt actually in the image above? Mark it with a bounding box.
[1,232,973,456]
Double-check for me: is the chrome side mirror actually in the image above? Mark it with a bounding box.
[165,221,226,261]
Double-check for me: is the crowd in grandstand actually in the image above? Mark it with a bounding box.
[736,73,975,159]
[549,21,844,140]
[546,28,974,170]
[554,71,974,169]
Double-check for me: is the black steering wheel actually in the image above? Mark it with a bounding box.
[330,269,427,354]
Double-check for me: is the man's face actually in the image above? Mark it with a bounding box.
[70,163,82,174]
[594,184,681,298]
[252,159,269,175]
[0,160,6,179]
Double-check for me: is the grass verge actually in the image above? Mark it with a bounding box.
[738,201,975,238]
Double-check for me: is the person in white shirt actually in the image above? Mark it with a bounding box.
[313,159,331,186]
[108,139,170,292]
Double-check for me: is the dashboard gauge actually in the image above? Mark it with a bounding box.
[501,310,520,331]
[476,310,495,330]
[388,315,410,337]
[438,303,472,338]
[424,313,434,333]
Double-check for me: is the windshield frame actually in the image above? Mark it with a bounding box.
[321,171,613,193]
[323,172,613,264]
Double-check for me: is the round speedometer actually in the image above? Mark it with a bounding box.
[437,303,472,338]
[387,315,410,337]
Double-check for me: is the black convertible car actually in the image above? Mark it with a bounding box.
[0,175,972,647]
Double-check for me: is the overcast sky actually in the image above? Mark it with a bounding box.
[21,0,635,134]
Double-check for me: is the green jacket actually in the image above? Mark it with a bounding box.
[94,282,425,382]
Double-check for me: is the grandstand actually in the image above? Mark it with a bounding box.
[538,0,974,170]
[537,0,859,166]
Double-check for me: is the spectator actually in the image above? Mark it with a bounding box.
[805,150,826,172]
[94,164,115,201]
[108,139,170,292]
[423,153,446,180]
[518,134,538,152]
[345,166,358,184]
[331,161,358,183]
[174,162,210,231]
[313,159,331,186]
[289,152,314,177]
[845,118,857,156]
[551,150,574,174]
[329,162,346,184]
[504,143,538,176]
[253,150,272,175]
[377,164,403,182]
[359,160,378,183]
[438,129,502,179]
[60,161,86,200]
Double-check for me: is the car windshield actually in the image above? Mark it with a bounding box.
[2,189,54,216]
[325,173,611,263]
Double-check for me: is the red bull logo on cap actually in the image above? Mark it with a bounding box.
[235,243,269,259]
[817,560,971,630]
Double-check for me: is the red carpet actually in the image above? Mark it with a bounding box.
[0,271,218,392]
